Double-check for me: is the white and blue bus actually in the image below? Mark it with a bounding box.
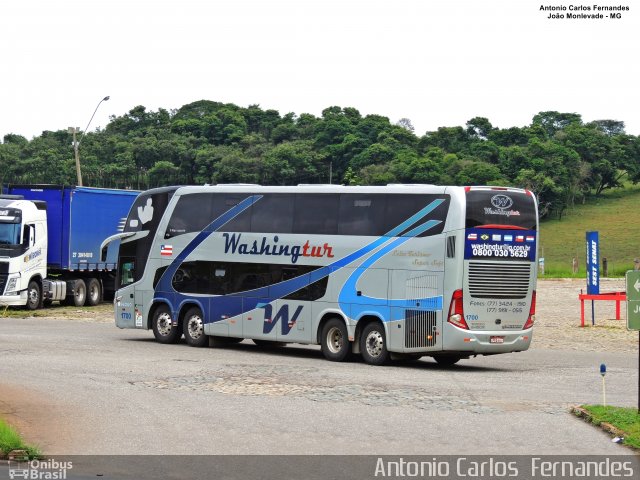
[105,184,538,365]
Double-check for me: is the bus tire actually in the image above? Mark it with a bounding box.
[152,304,181,344]
[25,280,41,310]
[183,307,208,348]
[433,355,462,367]
[360,322,389,365]
[320,318,351,362]
[86,278,102,306]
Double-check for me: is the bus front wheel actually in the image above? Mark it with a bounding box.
[152,305,181,344]
[360,322,389,366]
[183,307,208,348]
[321,318,351,362]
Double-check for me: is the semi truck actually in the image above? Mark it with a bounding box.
[0,185,139,309]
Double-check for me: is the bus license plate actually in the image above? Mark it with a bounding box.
[490,336,504,344]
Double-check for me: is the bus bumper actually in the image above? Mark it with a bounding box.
[442,324,533,353]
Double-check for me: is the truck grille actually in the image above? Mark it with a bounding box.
[0,274,7,295]
[468,262,531,299]
[405,310,437,348]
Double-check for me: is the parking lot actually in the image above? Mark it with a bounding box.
[0,278,637,457]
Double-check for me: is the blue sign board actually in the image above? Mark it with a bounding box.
[586,231,599,295]
[464,228,537,262]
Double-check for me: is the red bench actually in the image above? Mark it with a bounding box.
[579,291,626,327]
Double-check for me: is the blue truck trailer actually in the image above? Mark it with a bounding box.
[0,185,139,309]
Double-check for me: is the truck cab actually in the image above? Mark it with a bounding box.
[0,197,48,309]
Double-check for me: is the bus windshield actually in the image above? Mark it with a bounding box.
[465,190,537,230]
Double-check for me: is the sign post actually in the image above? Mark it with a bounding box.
[586,232,600,325]
[626,270,640,413]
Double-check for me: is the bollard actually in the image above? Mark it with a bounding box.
[572,257,579,274]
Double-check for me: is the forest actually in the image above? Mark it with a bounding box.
[1,100,638,219]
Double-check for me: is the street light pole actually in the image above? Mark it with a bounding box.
[70,95,110,186]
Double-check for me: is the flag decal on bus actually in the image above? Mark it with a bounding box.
[160,245,173,256]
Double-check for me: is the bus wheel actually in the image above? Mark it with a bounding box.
[86,278,102,306]
[152,305,181,344]
[433,355,462,367]
[25,280,41,310]
[183,307,208,348]
[321,318,350,362]
[360,322,389,365]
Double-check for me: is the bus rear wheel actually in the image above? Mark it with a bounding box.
[321,318,351,362]
[360,322,389,365]
[183,307,208,348]
[152,305,181,344]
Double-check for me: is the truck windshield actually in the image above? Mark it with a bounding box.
[0,223,20,245]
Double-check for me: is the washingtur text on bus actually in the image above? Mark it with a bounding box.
[222,233,335,264]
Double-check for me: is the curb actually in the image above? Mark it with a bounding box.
[570,405,636,450]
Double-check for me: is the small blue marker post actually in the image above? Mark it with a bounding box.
[600,364,607,407]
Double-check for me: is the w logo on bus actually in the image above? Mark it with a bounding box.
[261,303,303,335]
[490,194,513,210]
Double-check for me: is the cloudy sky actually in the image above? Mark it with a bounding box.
[1,0,638,140]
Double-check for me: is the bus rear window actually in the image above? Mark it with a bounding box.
[465,190,537,230]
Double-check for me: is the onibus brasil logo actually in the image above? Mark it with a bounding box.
[8,458,73,479]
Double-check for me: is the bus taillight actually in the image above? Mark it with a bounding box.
[447,289,468,330]
[523,290,536,329]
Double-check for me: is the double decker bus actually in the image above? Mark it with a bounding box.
[104,184,538,365]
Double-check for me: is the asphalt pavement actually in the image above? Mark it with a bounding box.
[0,317,636,456]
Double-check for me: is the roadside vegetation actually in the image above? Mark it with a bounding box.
[1,102,639,224]
[579,405,640,449]
[0,418,40,458]
[539,184,640,277]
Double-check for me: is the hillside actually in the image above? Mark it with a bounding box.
[539,185,640,277]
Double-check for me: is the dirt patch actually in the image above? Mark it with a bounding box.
[534,278,637,353]
[0,384,76,454]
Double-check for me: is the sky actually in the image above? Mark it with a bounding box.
[1,0,638,140]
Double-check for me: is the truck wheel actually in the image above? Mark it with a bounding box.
[86,278,102,306]
[360,322,389,366]
[320,318,351,362]
[183,307,208,348]
[25,281,41,310]
[152,304,181,344]
[72,280,87,307]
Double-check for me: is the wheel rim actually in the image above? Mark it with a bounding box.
[156,312,173,336]
[326,326,344,354]
[29,287,39,305]
[365,330,384,358]
[90,284,99,301]
[187,314,204,340]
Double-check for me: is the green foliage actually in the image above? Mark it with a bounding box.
[0,418,41,458]
[1,101,638,221]
[539,184,640,274]
[580,405,640,449]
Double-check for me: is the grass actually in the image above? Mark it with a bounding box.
[579,405,640,449]
[540,185,640,278]
[0,418,40,458]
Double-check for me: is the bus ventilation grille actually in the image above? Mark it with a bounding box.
[468,262,531,299]
[0,274,6,295]
[405,310,437,348]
